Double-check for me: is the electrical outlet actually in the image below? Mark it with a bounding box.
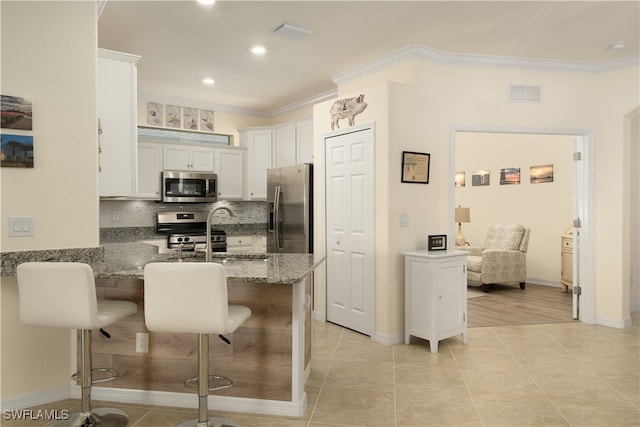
[112,211,121,222]
[136,332,149,353]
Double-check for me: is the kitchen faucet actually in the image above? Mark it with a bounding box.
[206,201,236,262]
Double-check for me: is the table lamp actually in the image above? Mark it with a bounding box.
[455,206,470,246]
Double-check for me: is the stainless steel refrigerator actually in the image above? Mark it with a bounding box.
[267,164,313,254]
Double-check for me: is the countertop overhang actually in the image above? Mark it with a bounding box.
[98,242,325,284]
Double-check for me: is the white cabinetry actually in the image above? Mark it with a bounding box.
[163,144,215,172]
[227,235,267,253]
[215,147,244,200]
[402,250,468,353]
[295,118,314,164]
[273,118,313,168]
[253,235,267,253]
[226,235,254,253]
[240,129,273,200]
[98,49,140,197]
[274,123,297,168]
[136,141,162,199]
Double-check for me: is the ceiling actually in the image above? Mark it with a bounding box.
[98,1,639,115]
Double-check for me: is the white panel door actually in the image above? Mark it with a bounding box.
[325,126,374,336]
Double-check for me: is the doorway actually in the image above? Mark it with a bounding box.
[450,125,595,324]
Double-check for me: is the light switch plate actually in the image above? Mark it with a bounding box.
[9,216,34,237]
[399,213,409,227]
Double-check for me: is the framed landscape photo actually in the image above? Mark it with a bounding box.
[428,234,447,251]
[401,151,430,184]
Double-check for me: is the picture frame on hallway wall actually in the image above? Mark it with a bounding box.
[455,171,466,187]
[401,151,430,184]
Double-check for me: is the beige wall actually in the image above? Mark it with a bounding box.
[1,1,97,399]
[313,58,638,339]
[455,132,574,284]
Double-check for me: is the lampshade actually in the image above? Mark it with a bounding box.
[455,207,470,223]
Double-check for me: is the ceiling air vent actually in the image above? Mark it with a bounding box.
[508,84,542,103]
[273,23,314,40]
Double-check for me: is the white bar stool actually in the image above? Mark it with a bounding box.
[144,263,251,427]
[17,262,138,427]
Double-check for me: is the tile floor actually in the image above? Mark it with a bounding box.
[4,314,639,427]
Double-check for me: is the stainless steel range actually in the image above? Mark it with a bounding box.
[156,211,226,252]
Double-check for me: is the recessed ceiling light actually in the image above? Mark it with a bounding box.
[202,78,215,85]
[250,46,267,56]
[197,0,215,5]
[609,41,626,51]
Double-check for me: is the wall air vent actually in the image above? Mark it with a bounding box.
[273,23,314,40]
[508,84,542,103]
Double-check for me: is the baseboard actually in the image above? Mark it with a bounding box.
[371,331,404,346]
[87,387,308,417]
[312,310,325,322]
[0,385,71,411]
[525,278,562,287]
[1,384,307,417]
[596,315,632,329]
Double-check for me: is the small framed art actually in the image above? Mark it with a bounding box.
[401,151,430,184]
[428,234,447,251]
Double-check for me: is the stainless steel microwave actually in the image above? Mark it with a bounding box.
[161,171,217,203]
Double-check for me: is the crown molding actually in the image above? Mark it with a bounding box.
[269,89,338,116]
[331,44,640,87]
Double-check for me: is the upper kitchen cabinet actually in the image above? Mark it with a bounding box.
[163,143,215,172]
[240,128,273,200]
[215,147,245,200]
[273,118,313,168]
[98,49,140,197]
[136,141,162,199]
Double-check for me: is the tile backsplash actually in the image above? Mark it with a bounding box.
[100,200,268,228]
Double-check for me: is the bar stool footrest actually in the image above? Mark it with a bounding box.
[71,367,119,384]
[184,375,233,392]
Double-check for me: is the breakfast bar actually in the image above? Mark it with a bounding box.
[88,242,324,417]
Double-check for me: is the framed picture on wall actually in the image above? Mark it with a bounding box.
[455,171,466,187]
[472,170,490,186]
[401,151,430,184]
[530,164,554,183]
[500,167,520,185]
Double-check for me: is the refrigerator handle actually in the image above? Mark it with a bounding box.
[273,185,282,253]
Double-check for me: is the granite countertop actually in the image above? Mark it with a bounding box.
[97,242,325,284]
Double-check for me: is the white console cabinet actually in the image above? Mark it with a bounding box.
[402,250,468,353]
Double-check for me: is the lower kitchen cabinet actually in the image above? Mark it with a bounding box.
[227,235,267,253]
[402,249,468,353]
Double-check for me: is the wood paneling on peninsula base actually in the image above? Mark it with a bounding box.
[85,278,310,404]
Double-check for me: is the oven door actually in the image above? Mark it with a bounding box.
[162,171,217,203]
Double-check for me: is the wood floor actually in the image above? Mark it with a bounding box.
[467,283,576,328]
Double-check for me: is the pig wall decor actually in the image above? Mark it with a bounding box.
[329,94,367,130]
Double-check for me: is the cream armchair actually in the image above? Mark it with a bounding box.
[458,222,530,292]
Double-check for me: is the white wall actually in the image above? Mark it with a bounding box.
[1,1,97,400]
[455,132,574,284]
[313,56,638,340]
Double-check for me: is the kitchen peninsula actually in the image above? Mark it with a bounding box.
[93,242,323,417]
